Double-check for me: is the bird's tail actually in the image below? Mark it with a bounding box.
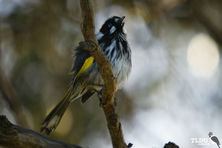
[40,86,73,135]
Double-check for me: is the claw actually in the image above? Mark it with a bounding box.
[97,89,103,107]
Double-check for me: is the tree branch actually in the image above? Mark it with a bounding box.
[80,0,130,148]
[0,115,82,148]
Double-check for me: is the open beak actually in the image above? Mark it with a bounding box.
[121,16,125,21]
[120,16,125,26]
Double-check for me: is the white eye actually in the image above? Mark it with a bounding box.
[114,18,119,22]
[110,26,116,34]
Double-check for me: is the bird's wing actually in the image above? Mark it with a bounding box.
[71,46,94,81]
[211,136,220,145]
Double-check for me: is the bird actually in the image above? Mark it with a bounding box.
[40,16,132,135]
[209,132,221,148]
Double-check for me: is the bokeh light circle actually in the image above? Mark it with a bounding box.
[187,33,219,78]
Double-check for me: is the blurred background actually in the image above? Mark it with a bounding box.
[1,0,222,147]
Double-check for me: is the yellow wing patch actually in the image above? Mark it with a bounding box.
[76,56,94,78]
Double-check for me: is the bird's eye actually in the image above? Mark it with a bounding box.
[114,18,119,22]
[108,24,112,28]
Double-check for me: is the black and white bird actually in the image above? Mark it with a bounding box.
[209,132,221,148]
[41,16,132,135]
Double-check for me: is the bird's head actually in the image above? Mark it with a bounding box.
[99,16,125,36]
[209,132,213,137]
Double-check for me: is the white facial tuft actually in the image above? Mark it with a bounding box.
[110,26,116,34]
[96,32,104,40]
